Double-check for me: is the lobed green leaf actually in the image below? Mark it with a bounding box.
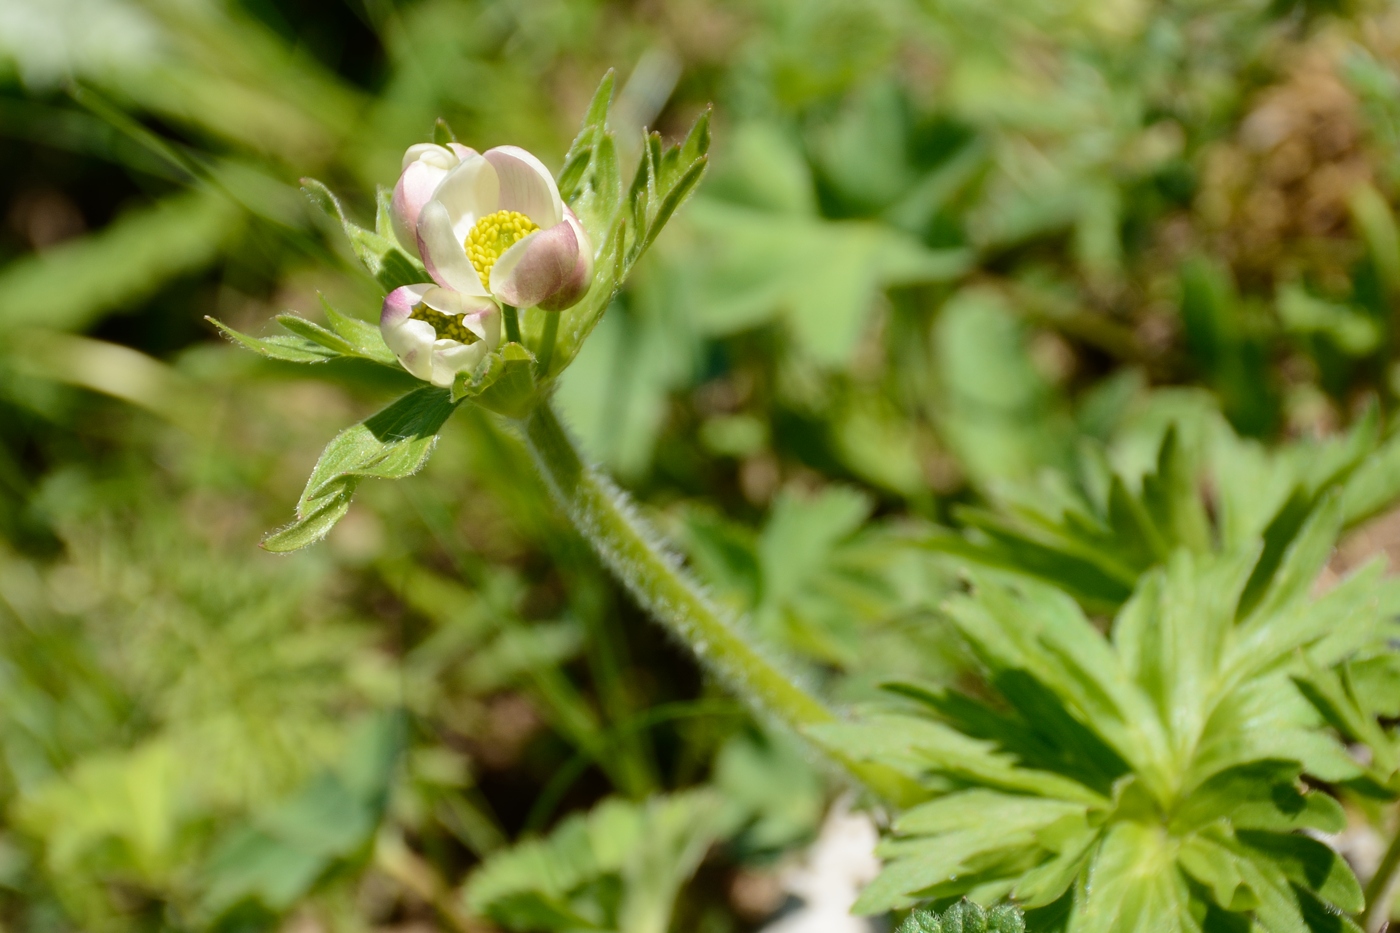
[301,177,424,292]
[263,388,458,552]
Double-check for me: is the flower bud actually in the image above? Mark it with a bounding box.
[391,143,475,259]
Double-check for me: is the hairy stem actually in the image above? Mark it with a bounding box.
[1364,817,1400,931]
[520,400,914,803]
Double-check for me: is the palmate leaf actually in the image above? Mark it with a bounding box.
[923,426,1203,613]
[924,408,1400,615]
[817,515,1390,932]
[262,388,459,553]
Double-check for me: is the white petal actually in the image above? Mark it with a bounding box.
[402,143,440,170]
[485,146,563,228]
[380,283,432,329]
[417,201,489,296]
[383,318,437,382]
[472,305,502,348]
[430,339,488,387]
[431,150,499,237]
[402,142,458,171]
[420,286,496,317]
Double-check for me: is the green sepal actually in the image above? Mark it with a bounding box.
[263,387,459,552]
[452,342,539,417]
[433,117,458,146]
[301,177,424,292]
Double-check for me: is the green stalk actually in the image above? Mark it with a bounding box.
[1363,819,1400,931]
[536,311,560,377]
[502,304,521,344]
[520,400,916,803]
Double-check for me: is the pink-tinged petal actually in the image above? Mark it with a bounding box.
[381,284,437,381]
[391,160,451,256]
[539,209,594,311]
[381,284,432,329]
[384,318,437,382]
[489,217,581,309]
[447,143,476,161]
[431,150,499,236]
[417,201,489,296]
[485,146,563,228]
[430,340,489,387]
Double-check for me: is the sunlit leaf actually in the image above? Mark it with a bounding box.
[263,388,458,552]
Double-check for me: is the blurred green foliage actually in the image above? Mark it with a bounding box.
[9,0,1400,931]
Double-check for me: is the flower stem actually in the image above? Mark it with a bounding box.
[520,400,916,803]
[1363,818,1400,931]
[502,304,521,344]
[536,311,560,377]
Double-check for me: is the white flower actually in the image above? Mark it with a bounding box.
[380,284,501,387]
[408,145,593,312]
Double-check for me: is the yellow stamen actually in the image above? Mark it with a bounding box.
[465,210,539,284]
[410,304,479,343]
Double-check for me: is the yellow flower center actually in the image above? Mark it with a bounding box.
[410,304,479,344]
[465,210,539,284]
